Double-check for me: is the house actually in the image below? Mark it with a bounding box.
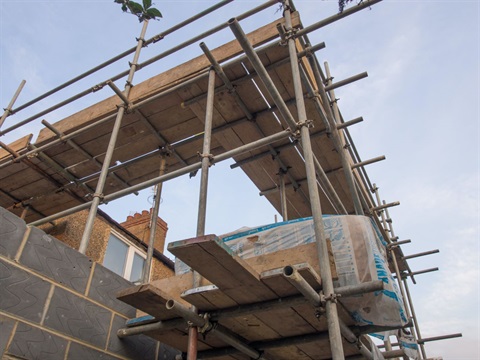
[40,208,174,282]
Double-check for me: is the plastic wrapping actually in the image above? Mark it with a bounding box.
[175,215,407,327]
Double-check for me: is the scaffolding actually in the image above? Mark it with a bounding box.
[0,1,461,359]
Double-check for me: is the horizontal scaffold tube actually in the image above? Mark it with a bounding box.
[195,321,405,360]
[210,279,384,321]
[118,280,385,337]
[28,129,292,226]
[283,265,322,306]
[117,318,185,338]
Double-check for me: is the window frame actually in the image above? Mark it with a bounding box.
[104,229,148,282]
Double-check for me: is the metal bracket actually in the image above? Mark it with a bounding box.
[283,28,297,42]
[314,307,326,319]
[330,98,339,106]
[198,313,213,335]
[135,37,147,47]
[160,145,173,157]
[152,34,165,43]
[197,152,214,165]
[324,76,334,86]
[92,84,105,92]
[227,84,237,95]
[276,166,291,176]
[116,103,129,111]
[2,107,15,116]
[92,192,104,200]
[296,119,314,131]
[321,292,341,304]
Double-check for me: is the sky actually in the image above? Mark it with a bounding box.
[0,0,478,359]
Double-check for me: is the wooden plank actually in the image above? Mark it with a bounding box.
[116,283,182,321]
[168,235,277,304]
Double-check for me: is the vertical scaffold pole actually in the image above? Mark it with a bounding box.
[142,153,168,283]
[384,203,427,360]
[79,20,149,254]
[283,2,345,358]
[196,68,215,248]
[372,184,395,354]
[324,62,363,215]
[279,170,288,221]
[188,68,216,360]
[375,183,425,358]
[373,189,411,318]
[0,80,26,129]
[402,277,427,359]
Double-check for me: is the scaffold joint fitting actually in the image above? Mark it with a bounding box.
[152,35,164,43]
[321,293,341,304]
[324,76,334,86]
[92,84,105,92]
[160,145,173,157]
[198,313,213,334]
[296,119,314,131]
[92,192,104,200]
[197,152,214,165]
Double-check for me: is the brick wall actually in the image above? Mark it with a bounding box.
[39,209,174,282]
[0,207,179,360]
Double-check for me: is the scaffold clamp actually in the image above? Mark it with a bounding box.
[198,313,213,335]
[197,151,214,165]
[321,292,341,304]
[92,192,104,200]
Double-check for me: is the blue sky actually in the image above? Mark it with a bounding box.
[0,1,478,359]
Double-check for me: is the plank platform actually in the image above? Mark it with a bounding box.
[117,234,368,359]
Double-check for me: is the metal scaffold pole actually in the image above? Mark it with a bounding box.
[384,203,427,360]
[374,183,426,359]
[187,68,216,360]
[0,80,26,129]
[283,2,345,358]
[29,129,292,227]
[323,62,364,215]
[402,277,426,358]
[279,169,288,221]
[143,153,168,283]
[78,20,149,254]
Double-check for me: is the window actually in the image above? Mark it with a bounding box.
[103,231,146,283]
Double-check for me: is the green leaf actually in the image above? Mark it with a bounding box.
[128,1,144,14]
[146,7,162,19]
[143,0,152,10]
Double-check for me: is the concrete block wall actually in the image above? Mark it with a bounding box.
[0,207,179,360]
